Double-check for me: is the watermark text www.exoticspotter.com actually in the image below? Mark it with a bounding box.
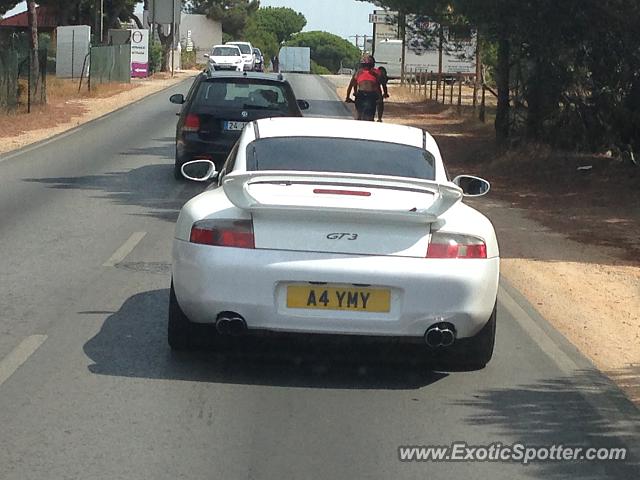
[398,443,627,465]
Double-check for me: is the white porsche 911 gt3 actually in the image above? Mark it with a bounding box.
[170,117,499,368]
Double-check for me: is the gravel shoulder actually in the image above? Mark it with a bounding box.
[332,76,639,404]
[0,71,196,156]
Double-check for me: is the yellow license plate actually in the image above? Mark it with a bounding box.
[287,285,391,312]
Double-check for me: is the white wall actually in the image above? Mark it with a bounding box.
[180,14,223,64]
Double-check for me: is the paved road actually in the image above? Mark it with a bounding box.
[0,74,638,479]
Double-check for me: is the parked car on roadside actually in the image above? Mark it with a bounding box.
[169,70,310,179]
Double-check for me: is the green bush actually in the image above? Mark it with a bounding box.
[311,61,331,75]
[181,49,197,70]
[286,31,361,74]
[149,42,163,74]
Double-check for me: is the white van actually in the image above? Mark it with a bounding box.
[375,39,439,79]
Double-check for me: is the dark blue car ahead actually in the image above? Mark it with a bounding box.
[170,70,309,179]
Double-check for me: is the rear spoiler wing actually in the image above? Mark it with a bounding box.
[222,171,463,223]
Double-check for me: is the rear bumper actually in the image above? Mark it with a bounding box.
[211,65,243,72]
[176,134,238,164]
[172,241,500,339]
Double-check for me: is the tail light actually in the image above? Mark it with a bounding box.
[427,233,487,259]
[182,113,200,132]
[190,219,254,249]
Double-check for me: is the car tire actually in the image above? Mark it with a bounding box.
[442,303,497,370]
[168,280,192,350]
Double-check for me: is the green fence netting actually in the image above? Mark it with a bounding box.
[0,49,19,110]
[89,45,131,88]
[0,49,48,112]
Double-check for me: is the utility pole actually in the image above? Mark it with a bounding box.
[171,0,175,77]
[372,19,377,56]
[349,35,365,53]
[438,23,444,83]
[150,0,155,43]
[100,0,104,44]
[399,10,406,85]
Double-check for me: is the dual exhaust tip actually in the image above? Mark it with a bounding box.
[215,313,247,336]
[424,323,456,348]
[215,315,456,346]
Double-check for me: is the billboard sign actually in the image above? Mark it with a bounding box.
[130,29,149,77]
[150,0,181,25]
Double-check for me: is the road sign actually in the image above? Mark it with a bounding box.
[369,13,396,24]
[130,29,149,78]
[150,0,181,25]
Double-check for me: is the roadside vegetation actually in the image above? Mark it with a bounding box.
[365,0,640,157]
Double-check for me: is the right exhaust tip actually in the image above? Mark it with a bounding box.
[425,328,444,348]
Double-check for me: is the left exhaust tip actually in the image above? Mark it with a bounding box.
[216,313,247,336]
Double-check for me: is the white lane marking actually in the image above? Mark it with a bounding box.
[0,335,48,388]
[499,286,579,374]
[499,285,640,435]
[102,232,147,267]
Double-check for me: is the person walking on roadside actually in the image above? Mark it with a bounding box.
[376,66,390,122]
[345,54,383,121]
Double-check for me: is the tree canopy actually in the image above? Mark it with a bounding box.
[285,31,362,74]
[363,0,640,152]
[244,6,306,63]
[0,1,19,16]
[189,0,259,39]
[247,6,305,45]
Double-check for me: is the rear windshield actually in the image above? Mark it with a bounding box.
[194,80,291,111]
[245,137,436,180]
[229,43,251,54]
[212,47,240,56]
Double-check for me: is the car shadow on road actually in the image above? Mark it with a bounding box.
[23,163,205,223]
[83,288,448,390]
[453,370,640,479]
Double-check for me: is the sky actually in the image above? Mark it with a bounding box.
[259,0,376,39]
[3,1,377,40]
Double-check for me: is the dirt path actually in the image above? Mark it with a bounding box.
[0,71,196,156]
[336,81,639,404]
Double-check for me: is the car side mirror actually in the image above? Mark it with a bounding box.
[170,94,185,104]
[452,175,490,197]
[204,54,210,58]
[181,160,219,182]
[297,99,310,110]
